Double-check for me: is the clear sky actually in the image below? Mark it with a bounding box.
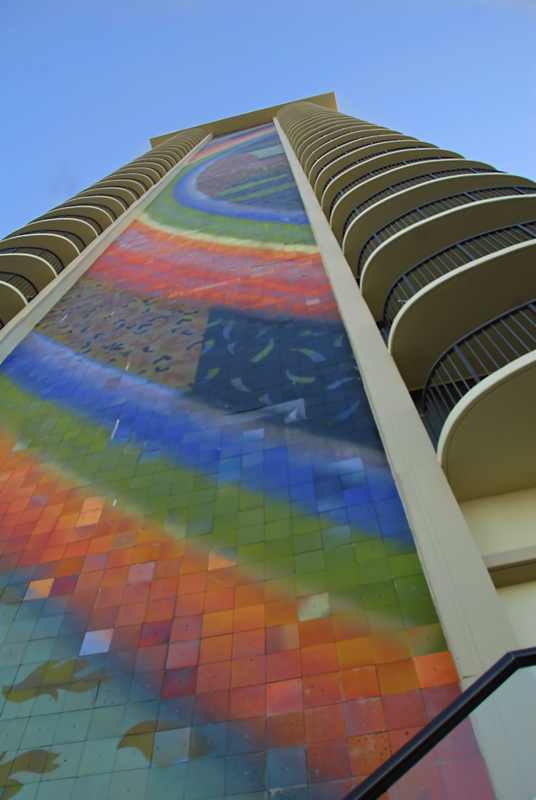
[1,0,535,240]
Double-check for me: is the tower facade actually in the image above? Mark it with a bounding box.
[0,94,533,799]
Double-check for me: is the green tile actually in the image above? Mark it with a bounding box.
[237,525,265,545]
[361,580,398,609]
[264,556,294,580]
[388,553,423,579]
[147,763,186,800]
[237,543,265,564]
[293,531,322,554]
[264,503,290,523]
[329,588,363,614]
[366,604,405,634]
[295,570,328,597]
[295,550,325,574]
[107,768,148,800]
[53,710,92,744]
[358,558,391,585]
[354,539,386,563]
[395,575,431,603]
[238,509,264,528]
[264,537,293,559]
[324,545,355,569]
[400,599,439,627]
[0,718,28,750]
[326,564,359,591]
[291,516,320,535]
[35,778,75,800]
[265,519,292,541]
[87,706,126,741]
[408,623,448,656]
[71,773,113,800]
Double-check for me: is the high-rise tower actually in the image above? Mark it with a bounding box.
[0,93,534,800]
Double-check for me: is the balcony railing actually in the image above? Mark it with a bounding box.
[383,220,536,334]
[6,228,86,252]
[0,272,39,301]
[0,246,64,273]
[319,142,428,194]
[353,185,536,279]
[328,154,458,216]
[422,299,536,444]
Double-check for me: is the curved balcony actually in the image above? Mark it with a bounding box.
[0,246,63,274]
[424,299,536,443]
[348,181,536,280]
[0,271,39,301]
[0,281,27,327]
[310,135,418,188]
[303,126,389,177]
[32,214,103,239]
[2,230,82,265]
[332,163,494,241]
[323,150,459,216]
[50,203,116,229]
[383,220,536,334]
[78,184,139,206]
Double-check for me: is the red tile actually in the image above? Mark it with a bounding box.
[144,597,175,622]
[175,593,205,617]
[348,733,391,777]
[229,685,266,719]
[162,666,197,698]
[266,678,303,715]
[233,629,265,659]
[116,601,146,627]
[340,667,380,701]
[388,765,447,800]
[177,572,206,595]
[231,655,266,688]
[110,624,141,651]
[388,726,426,756]
[122,582,151,605]
[149,577,178,601]
[266,711,305,749]
[166,639,200,669]
[50,575,77,596]
[204,587,235,613]
[302,672,341,708]
[421,684,462,722]
[140,620,172,648]
[382,690,427,730]
[170,615,202,642]
[301,643,338,676]
[305,704,346,742]
[266,623,299,654]
[308,740,351,783]
[234,583,264,608]
[199,634,233,664]
[344,698,386,737]
[266,650,302,683]
[436,718,481,762]
[299,618,334,648]
[196,661,231,693]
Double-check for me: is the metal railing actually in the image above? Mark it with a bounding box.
[0,272,39,301]
[39,214,103,235]
[328,154,458,216]
[344,647,536,800]
[383,220,536,333]
[422,299,536,444]
[353,185,536,279]
[0,246,64,273]
[339,166,493,225]
[5,228,86,252]
[319,142,429,194]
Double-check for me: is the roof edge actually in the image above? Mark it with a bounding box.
[149,92,337,148]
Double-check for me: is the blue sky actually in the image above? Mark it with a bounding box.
[1,0,535,240]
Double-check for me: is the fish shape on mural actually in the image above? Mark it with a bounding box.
[285,369,315,384]
[250,339,274,363]
[118,721,202,769]
[2,660,104,704]
[0,749,59,799]
[290,348,325,363]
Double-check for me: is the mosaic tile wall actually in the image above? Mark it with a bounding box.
[0,124,488,800]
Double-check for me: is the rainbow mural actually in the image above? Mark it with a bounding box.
[0,124,490,800]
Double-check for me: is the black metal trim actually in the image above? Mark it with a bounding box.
[343,646,536,800]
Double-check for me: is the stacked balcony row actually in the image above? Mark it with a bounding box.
[0,127,208,329]
[278,101,536,500]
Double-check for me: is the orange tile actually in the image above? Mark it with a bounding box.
[388,726,425,755]
[340,667,380,701]
[299,618,334,648]
[336,637,374,670]
[64,541,90,559]
[377,659,420,695]
[307,740,351,783]
[302,673,341,708]
[122,582,151,605]
[154,557,182,580]
[265,599,298,627]
[107,548,134,569]
[175,593,205,617]
[132,543,160,563]
[199,634,233,664]
[196,660,232,693]
[348,733,391,777]
[414,652,458,689]
[116,601,147,627]
[56,556,84,577]
[231,655,266,688]
[170,615,202,642]
[201,610,234,639]
[266,650,302,683]
[87,535,114,555]
[149,578,179,601]
[265,577,295,603]
[372,632,412,664]
[305,704,346,742]
[167,640,200,669]
[266,711,305,748]
[234,583,264,608]
[233,604,264,632]
[95,586,122,608]
[100,566,129,587]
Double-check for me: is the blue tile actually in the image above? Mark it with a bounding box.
[266,747,307,790]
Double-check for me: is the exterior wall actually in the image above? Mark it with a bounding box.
[0,123,467,799]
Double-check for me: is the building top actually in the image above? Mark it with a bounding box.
[149,91,337,147]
